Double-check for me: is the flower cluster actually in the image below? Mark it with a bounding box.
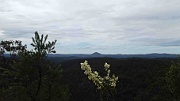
[80,60,118,90]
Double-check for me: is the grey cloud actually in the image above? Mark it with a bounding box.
[129,36,180,47]
[0,9,12,12]
[114,11,180,24]
[75,6,113,20]
[77,46,107,51]
[133,12,180,21]
[2,28,35,39]
[159,40,180,47]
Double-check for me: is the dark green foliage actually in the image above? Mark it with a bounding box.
[166,60,180,101]
[0,32,69,101]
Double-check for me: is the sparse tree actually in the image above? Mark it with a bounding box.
[0,40,27,57]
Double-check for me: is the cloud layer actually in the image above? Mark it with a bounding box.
[0,0,180,54]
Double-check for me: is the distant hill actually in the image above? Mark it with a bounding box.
[92,52,101,56]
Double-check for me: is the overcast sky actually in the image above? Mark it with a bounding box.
[0,0,180,54]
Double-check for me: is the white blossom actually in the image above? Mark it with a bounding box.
[80,60,118,90]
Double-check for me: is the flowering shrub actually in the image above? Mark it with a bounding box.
[80,60,118,90]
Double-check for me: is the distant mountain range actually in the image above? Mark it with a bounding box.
[47,52,179,58]
[3,52,179,59]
